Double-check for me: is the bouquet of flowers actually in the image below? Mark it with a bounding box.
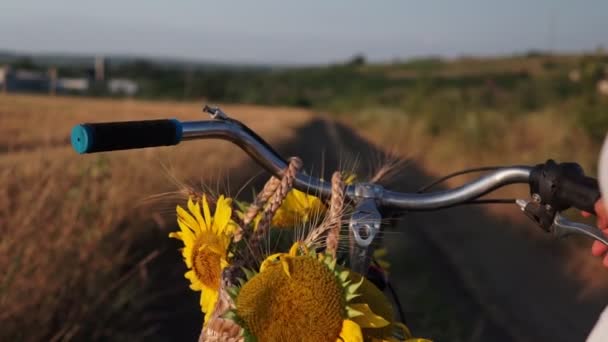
[169,157,430,342]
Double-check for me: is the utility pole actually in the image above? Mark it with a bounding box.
[48,66,57,96]
[0,65,9,94]
[95,56,105,82]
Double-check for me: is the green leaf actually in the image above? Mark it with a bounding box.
[243,328,257,342]
[221,309,237,321]
[226,286,240,300]
[241,267,257,280]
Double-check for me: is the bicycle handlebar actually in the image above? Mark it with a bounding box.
[69,114,599,214]
[71,119,182,153]
[380,166,532,209]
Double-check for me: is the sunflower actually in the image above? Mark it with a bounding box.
[271,189,327,228]
[228,243,391,342]
[347,272,431,342]
[169,194,237,323]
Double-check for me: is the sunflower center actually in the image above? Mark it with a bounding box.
[236,256,345,342]
[192,244,222,290]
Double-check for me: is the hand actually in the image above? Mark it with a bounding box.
[582,199,608,267]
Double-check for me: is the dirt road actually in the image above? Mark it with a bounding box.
[277,118,608,341]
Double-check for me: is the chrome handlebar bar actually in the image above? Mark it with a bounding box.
[182,112,533,211]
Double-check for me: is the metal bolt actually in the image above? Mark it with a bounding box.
[532,193,542,203]
[515,199,528,211]
[203,105,229,120]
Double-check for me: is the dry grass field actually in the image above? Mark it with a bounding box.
[0,94,313,341]
[2,93,608,341]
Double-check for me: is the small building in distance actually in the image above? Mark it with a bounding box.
[57,78,90,93]
[107,79,139,96]
[0,57,138,96]
[0,66,51,93]
[0,65,90,94]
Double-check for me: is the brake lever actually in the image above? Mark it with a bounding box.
[552,213,608,246]
[516,199,608,246]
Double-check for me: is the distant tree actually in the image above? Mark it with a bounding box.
[542,58,557,70]
[525,50,547,58]
[347,54,366,66]
[12,57,37,70]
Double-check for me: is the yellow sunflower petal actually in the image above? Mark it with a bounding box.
[213,195,232,234]
[219,233,234,251]
[182,244,194,268]
[176,219,196,243]
[349,303,390,329]
[188,197,207,232]
[177,204,200,234]
[168,231,182,240]
[220,257,229,269]
[288,241,307,256]
[223,222,237,236]
[374,248,387,258]
[280,257,292,278]
[260,253,283,272]
[270,189,327,228]
[203,242,225,256]
[185,270,203,291]
[338,319,364,342]
[202,194,212,231]
[344,173,357,185]
[292,189,308,208]
[201,287,219,314]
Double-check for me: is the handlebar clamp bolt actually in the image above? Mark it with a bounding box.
[203,105,229,120]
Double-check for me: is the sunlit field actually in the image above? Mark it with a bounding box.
[0,94,313,341]
[2,89,608,341]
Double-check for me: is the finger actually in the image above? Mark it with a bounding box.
[582,211,591,218]
[596,201,607,223]
[603,253,608,268]
[596,200,606,216]
[592,240,608,257]
[599,216,608,230]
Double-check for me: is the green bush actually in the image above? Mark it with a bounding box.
[577,97,608,142]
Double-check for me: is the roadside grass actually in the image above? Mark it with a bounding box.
[0,94,312,341]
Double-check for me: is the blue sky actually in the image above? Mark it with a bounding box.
[1,0,606,64]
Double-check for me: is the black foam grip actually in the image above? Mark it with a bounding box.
[530,160,601,214]
[76,119,181,153]
[559,175,600,214]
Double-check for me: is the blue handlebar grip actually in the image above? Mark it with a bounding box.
[71,119,183,154]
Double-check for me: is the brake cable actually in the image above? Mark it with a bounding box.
[416,166,518,206]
